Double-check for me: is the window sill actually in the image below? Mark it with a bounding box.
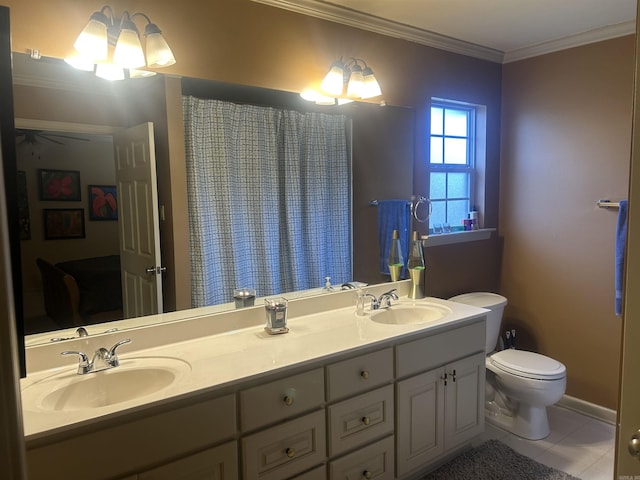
[421,228,496,247]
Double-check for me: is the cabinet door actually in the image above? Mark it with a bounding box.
[396,368,444,477]
[138,441,238,480]
[444,352,485,449]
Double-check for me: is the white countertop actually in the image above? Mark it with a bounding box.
[20,294,487,441]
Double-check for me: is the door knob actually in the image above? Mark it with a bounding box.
[145,266,167,275]
[629,429,640,459]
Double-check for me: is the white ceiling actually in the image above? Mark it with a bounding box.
[254,0,637,62]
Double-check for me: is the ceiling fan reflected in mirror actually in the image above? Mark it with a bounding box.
[16,129,90,146]
[15,129,90,159]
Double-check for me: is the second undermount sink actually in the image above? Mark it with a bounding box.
[369,302,452,325]
[22,357,191,412]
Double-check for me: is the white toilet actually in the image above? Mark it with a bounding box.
[449,292,566,440]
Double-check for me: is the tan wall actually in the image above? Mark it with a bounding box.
[500,36,634,409]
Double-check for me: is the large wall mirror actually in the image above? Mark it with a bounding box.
[9,53,416,348]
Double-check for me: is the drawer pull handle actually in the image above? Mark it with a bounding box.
[283,395,294,406]
[360,370,369,379]
[286,447,296,458]
[363,470,373,479]
[361,416,371,426]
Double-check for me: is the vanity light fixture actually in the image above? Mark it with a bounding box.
[302,57,382,105]
[66,5,176,80]
[322,57,382,99]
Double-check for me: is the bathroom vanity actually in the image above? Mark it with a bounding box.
[20,282,487,480]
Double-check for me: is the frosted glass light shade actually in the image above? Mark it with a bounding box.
[361,67,382,98]
[113,28,145,69]
[346,66,365,98]
[73,13,109,62]
[320,63,345,96]
[145,32,176,67]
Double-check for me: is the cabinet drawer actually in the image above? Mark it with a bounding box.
[241,410,326,480]
[396,320,485,378]
[240,368,324,432]
[326,348,393,401]
[291,465,326,480]
[138,440,238,480]
[327,384,394,456]
[329,435,394,480]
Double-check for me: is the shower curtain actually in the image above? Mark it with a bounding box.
[183,96,352,307]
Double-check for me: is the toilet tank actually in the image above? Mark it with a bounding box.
[448,292,508,353]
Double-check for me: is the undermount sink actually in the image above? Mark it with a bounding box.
[370,302,452,325]
[22,357,191,412]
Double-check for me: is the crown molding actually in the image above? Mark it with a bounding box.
[251,0,504,63]
[253,1,636,65]
[503,20,636,63]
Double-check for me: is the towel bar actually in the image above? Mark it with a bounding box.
[597,200,621,209]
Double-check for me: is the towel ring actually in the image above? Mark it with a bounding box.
[412,196,431,223]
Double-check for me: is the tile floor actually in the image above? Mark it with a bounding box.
[475,405,616,479]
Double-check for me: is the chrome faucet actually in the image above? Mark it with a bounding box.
[377,289,399,309]
[357,288,399,313]
[50,326,119,342]
[61,339,132,375]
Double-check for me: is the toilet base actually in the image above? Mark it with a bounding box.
[485,401,550,440]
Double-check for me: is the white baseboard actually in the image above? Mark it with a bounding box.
[557,394,617,425]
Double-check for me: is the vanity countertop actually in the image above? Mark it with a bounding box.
[20,295,488,441]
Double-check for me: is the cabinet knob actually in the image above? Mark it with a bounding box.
[360,370,369,379]
[441,372,448,386]
[363,470,373,479]
[283,395,294,406]
[361,416,371,426]
[629,429,640,458]
[451,369,457,382]
[286,447,296,458]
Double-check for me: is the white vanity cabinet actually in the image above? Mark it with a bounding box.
[24,311,487,480]
[395,322,486,478]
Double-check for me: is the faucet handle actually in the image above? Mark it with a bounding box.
[382,288,399,299]
[61,350,91,374]
[108,339,132,367]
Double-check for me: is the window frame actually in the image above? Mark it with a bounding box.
[428,101,477,230]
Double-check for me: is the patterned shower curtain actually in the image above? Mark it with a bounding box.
[183,96,352,307]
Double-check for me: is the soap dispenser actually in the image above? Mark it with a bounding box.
[387,229,404,281]
[407,231,425,299]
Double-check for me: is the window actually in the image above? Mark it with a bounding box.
[428,101,477,231]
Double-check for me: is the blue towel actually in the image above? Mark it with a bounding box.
[615,200,628,316]
[377,200,411,277]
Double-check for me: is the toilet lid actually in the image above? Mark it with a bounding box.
[490,349,566,380]
[448,292,508,309]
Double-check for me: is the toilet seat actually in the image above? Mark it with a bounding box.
[489,349,566,380]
